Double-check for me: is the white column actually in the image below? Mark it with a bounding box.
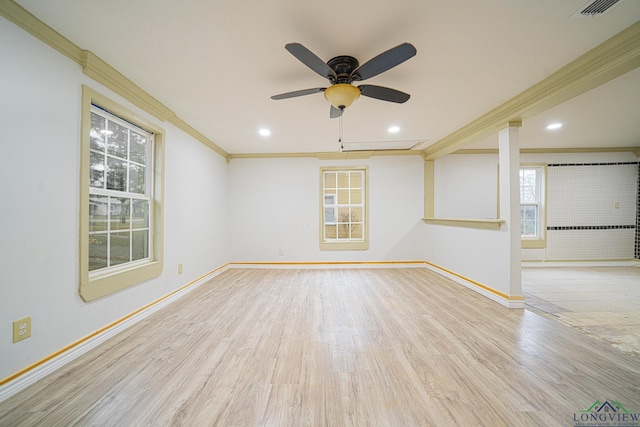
[498,121,523,304]
[424,159,434,218]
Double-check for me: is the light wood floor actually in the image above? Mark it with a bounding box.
[1,268,639,426]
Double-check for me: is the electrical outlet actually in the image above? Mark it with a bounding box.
[178,264,183,275]
[13,317,31,343]
[614,202,620,209]
[278,249,284,256]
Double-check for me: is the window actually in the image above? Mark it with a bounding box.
[88,106,152,271]
[520,166,545,246]
[80,86,164,301]
[320,167,368,250]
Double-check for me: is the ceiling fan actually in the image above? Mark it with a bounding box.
[271,42,416,118]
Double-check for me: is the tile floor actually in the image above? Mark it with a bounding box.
[522,265,640,356]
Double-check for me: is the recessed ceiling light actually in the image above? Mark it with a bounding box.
[388,126,400,133]
[546,123,563,130]
[259,128,271,136]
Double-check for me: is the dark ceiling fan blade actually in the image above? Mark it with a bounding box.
[330,105,343,119]
[285,43,337,81]
[271,87,326,100]
[358,85,410,103]
[351,43,416,81]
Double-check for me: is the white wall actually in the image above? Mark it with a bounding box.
[427,154,514,299]
[426,225,511,294]
[426,151,639,298]
[228,156,425,262]
[0,18,229,380]
[428,152,638,265]
[434,154,498,218]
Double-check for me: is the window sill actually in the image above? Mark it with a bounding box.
[79,261,163,301]
[521,239,546,249]
[423,217,505,230]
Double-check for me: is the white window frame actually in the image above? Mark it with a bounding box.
[520,165,546,248]
[320,166,369,251]
[80,86,165,301]
[88,105,154,273]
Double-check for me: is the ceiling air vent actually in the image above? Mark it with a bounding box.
[573,0,624,16]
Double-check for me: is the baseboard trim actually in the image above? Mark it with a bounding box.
[230,260,427,269]
[424,261,525,309]
[0,263,230,403]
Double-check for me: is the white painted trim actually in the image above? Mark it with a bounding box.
[229,262,427,270]
[0,264,230,403]
[424,264,524,309]
[423,217,505,230]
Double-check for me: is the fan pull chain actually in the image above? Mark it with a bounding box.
[338,108,344,152]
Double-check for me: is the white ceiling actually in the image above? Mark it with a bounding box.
[15,0,640,154]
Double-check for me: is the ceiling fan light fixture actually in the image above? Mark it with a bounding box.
[324,84,360,109]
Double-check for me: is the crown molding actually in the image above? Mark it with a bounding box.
[451,146,640,155]
[81,52,229,158]
[317,152,374,160]
[81,52,230,158]
[0,0,82,62]
[80,51,174,122]
[423,20,640,160]
[320,149,421,159]
[1,0,230,159]
[227,149,422,161]
[165,116,230,161]
[230,152,319,160]
[368,149,423,157]
[451,149,500,155]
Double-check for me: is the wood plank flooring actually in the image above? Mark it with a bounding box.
[1,268,639,426]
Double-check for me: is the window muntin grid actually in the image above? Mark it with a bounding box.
[322,170,365,242]
[520,167,541,238]
[88,106,153,272]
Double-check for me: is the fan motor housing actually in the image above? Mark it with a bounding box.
[327,56,360,83]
